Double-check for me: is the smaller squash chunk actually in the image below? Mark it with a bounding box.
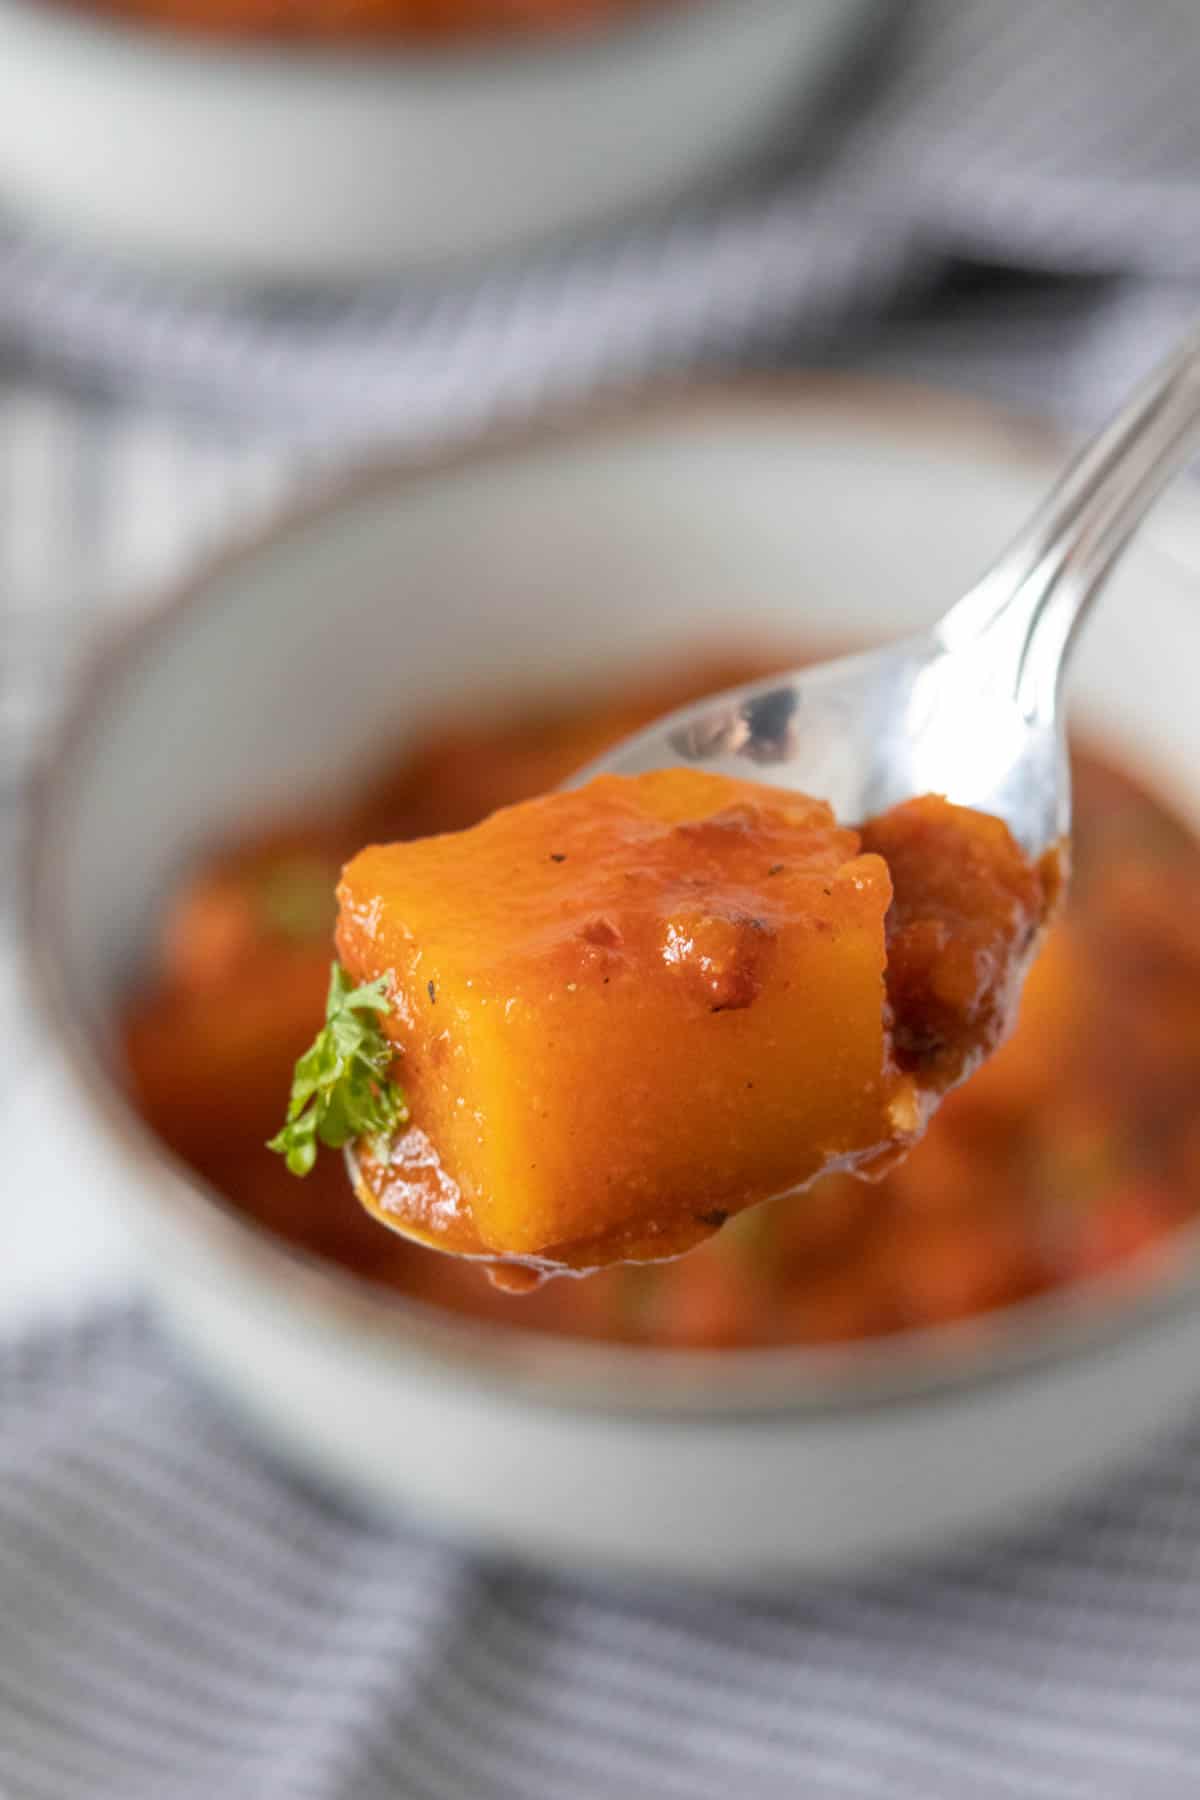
[337,769,912,1268]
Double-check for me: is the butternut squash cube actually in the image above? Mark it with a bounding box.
[336,769,910,1269]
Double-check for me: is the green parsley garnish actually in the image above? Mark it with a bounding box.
[268,962,409,1177]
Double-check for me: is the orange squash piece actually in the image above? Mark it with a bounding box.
[336,770,1050,1273]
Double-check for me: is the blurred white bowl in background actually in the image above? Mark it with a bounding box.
[0,0,883,280]
[28,382,1200,1580]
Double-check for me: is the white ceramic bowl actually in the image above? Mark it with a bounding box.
[0,0,881,279]
[27,383,1200,1580]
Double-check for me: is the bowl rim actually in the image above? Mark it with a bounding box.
[0,0,761,78]
[26,373,1200,1420]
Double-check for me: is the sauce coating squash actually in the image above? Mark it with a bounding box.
[336,769,1049,1270]
[123,652,1186,1348]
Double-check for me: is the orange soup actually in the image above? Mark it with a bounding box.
[76,0,674,45]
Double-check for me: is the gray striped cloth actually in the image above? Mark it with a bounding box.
[3,0,1200,446]
[6,1306,1200,1800]
[8,1,1200,1793]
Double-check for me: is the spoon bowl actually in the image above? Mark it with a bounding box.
[586,635,1062,855]
[588,320,1200,853]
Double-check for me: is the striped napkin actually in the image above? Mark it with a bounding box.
[6,1307,1200,1799]
[7,2,1200,1795]
[3,0,1200,446]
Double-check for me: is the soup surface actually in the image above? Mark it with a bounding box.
[122,651,1200,1348]
[75,0,671,44]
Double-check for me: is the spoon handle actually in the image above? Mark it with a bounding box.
[939,319,1200,720]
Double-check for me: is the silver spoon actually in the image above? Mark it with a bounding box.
[355,326,1200,1272]
[583,324,1200,856]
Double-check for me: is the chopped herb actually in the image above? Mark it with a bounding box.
[767,864,784,876]
[427,979,437,1004]
[549,853,567,863]
[268,962,408,1177]
[256,854,337,941]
